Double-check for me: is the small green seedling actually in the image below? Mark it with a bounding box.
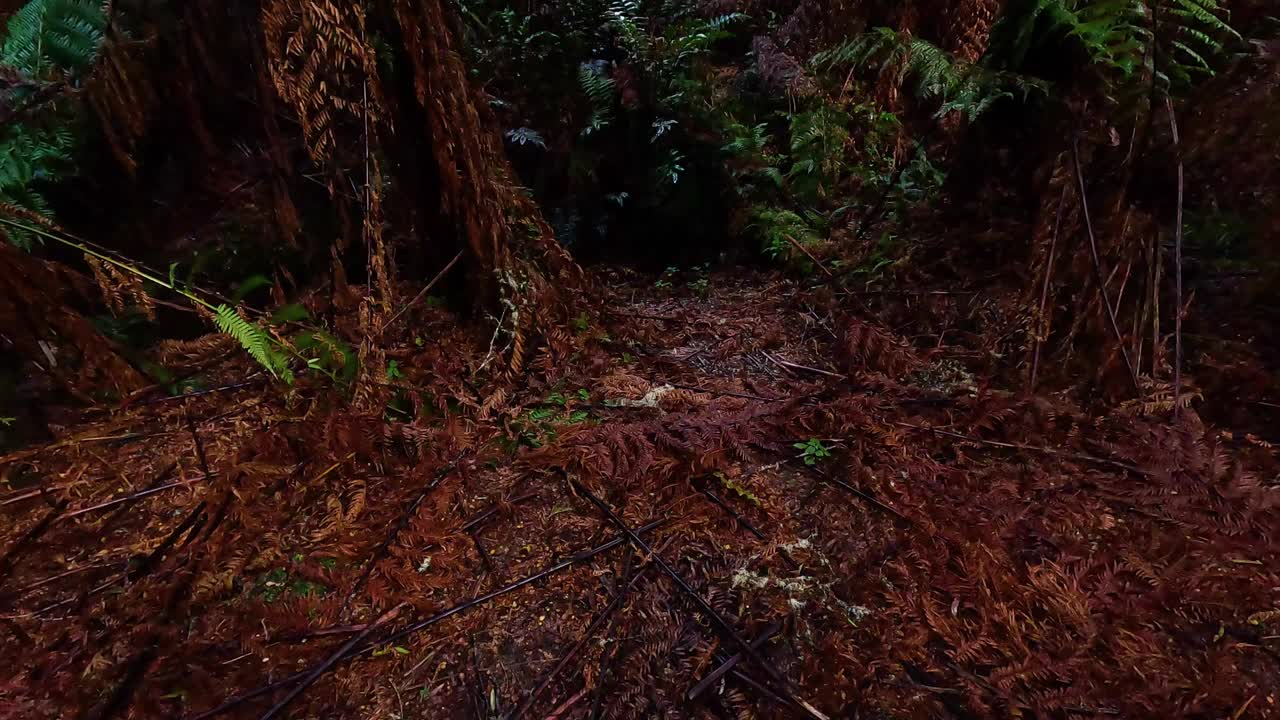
[794,438,832,466]
[385,359,403,380]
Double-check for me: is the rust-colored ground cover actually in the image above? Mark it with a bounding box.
[2,267,1277,719]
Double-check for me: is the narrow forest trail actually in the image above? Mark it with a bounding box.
[2,266,1278,720]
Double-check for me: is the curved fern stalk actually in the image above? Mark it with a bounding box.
[0,216,300,382]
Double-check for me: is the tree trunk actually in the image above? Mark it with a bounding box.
[388,0,581,354]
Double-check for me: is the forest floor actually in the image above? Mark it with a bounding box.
[2,265,1279,720]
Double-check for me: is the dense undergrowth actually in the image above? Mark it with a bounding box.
[1,0,1279,718]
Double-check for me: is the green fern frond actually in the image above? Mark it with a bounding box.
[212,304,293,382]
[989,0,1235,95]
[1168,0,1239,39]
[0,0,107,248]
[816,29,1048,121]
[1,0,106,79]
[705,13,748,32]
[578,63,616,136]
[0,122,77,248]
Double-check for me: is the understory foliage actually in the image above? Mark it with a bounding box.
[0,0,103,248]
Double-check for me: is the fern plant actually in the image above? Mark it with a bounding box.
[988,0,1240,97]
[0,0,106,248]
[788,107,852,201]
[212,305,294,382]
[815,28,1049,122]
[721,120,783,197]
[1,0,104,79]
[578,62,616,136]
[749,205,821,270]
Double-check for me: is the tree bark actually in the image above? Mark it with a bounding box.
[379,0,582,369]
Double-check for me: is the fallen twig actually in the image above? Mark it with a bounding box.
[569,480,828,720]
[9,561,114,596]
[187,519,669,720]
[341,452,469,612]
[127,376,264,409]
[382,250,465,333]
[1071,134,1141,394]
[1030,182,1068,391]
[816,471,908,521]
[698,485,766,541]
[783,233,834,278]
[508,538,668,720]
[543,687,587,719]
[258,604,406,720]
[687,622,782,701]
[896,422,1143,474]
[763,352,843,379]
[61,474,213,520]
[460,492,538,534]
[0,499,68,589]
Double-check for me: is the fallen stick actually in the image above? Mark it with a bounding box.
[1071,134,1141,394]
[570,480,828,720]
[124,374,261,410]
[764,352,843,379]
[782,233,834,278]
[341,453,469,612]
[61,474,213,520]
[698,486,766,541]
[187,518,669,720]
[258,604,405,720]
[508,539,668,720]
[9,561,113,596]
[543,687,587,719]
[686,622,781,701]
[382,250,465,333]
[819,473,908,521]
[896,421,1143,474]
[0,499,68,590]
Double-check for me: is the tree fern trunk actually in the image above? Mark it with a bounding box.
[942,0,1004,63]
[388,0,582,369]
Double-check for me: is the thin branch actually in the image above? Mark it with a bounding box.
[896,421,1144,474]
[698,486,766,541]
[1165,96,1185,419]
[763,352,844,379]
[687,622,782,701]
[187,519,670,720]
[508,540,667,720]
[61,474,212,520]
[1030,182,1069,391]
[1071,135,1142,394]
[569,480,828,720]
[341,452,469,612]
[126,376,264,409]
[817,472,908,521]
[782,234,833,277]
[258,605,405,720]
[382,250,465,333]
